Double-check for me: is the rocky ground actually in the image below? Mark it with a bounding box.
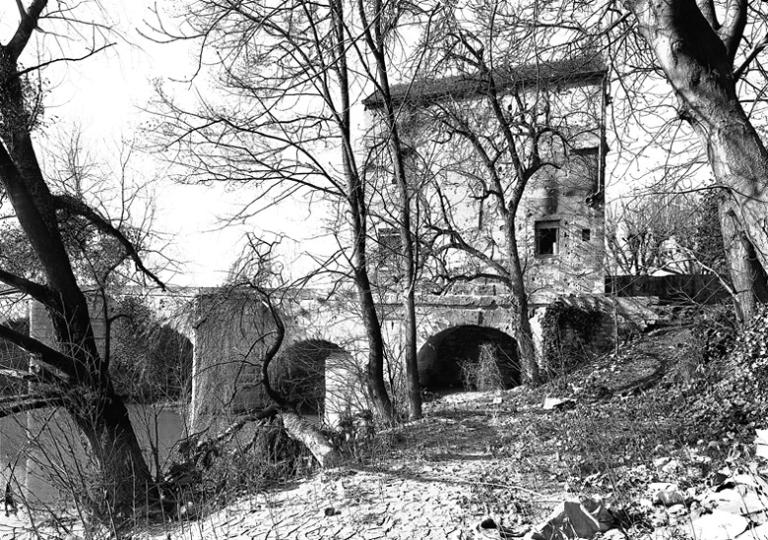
[2,327,766,540]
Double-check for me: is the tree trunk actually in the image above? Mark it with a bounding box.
[506,219,540,384]
[329,0,394,424]
[385,106,422,420]
[356,266,395,422]
[0,48,152,514]
[719,201,768,321]
[360,0,422,420]
[281,412,340,467]
[69,391,154,513]
[625,0,768,318]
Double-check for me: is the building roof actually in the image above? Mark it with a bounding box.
[362,55,607,109]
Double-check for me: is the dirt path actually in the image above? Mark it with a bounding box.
[1,328,701,539]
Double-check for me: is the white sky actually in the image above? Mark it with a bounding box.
[2,1,335,287]
[1,1,714,288]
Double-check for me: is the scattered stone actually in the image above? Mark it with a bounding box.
[688,510,749,540]
[649,483,685,507]
[324,507,341,517]
[661,459,681,474]
[542,397,577,411]
[493,396,504,405]
[755,430,768,460]
[530,497,615,540]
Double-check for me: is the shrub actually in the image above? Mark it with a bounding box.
[683,304,768,441]
[460,343,505,391]
[540,299,604,377]
[690,304,738,364]
[109,297,193,403]
[167,416,315,518]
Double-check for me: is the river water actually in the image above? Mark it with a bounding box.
[0,404,187,507]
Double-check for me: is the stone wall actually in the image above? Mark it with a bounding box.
[529,294,662,377]
[24,288,668,441]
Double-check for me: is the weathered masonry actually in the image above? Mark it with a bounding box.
[20,57,621,460]
[363,55,608,305]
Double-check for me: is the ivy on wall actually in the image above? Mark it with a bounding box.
[540,299,606,378]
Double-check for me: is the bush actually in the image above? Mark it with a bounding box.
[109,296,193,403]
[460,343,505,391]
[541,299,604,377]
[683,304,768,440]
[166,416,315,518]
[690,304,738,364]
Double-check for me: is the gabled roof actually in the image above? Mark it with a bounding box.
[362,55,607,109]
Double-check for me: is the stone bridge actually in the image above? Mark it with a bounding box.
[29,286,644,432]
[28,288,535,428]
[186,288,529,431]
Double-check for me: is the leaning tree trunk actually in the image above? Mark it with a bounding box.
[625,0,768,320]
[0,47,152,513]
[68,386,154,512]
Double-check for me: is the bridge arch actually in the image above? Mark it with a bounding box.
[417,325,520,392]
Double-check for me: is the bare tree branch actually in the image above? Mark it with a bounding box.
[52,194,166,291]
[6,0,48,61]
[719,0,748,63]
[13,43,115,78]
[0,322,74,379]
[0,267,53,304]
[735,34,768,80]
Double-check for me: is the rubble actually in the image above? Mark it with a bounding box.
[528,497,614,540]
[542,397,577,411]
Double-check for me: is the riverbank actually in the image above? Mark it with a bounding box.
[2,327,765,540]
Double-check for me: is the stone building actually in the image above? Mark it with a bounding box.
[363,55,608,306]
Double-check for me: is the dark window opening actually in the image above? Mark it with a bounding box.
[573,146,599,157]
[376,227,402,281]
[535,220,560,256]
[582,228,591,241]
[378,227,401,256]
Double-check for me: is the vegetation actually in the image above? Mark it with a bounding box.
[3,0,768,536]
[108,296,192,404]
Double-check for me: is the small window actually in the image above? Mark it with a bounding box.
[582,229,591,241]
[573,146,599,157]
[376,227,402,283]
[377,227,401,259]
[535,220,560,256]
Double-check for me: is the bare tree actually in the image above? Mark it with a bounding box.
[605,194,704,276]
[376,4,607,383]
[152,0,443,422]
[575,0,768,320]
[0,1,163,512]
[355,0,424,418]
